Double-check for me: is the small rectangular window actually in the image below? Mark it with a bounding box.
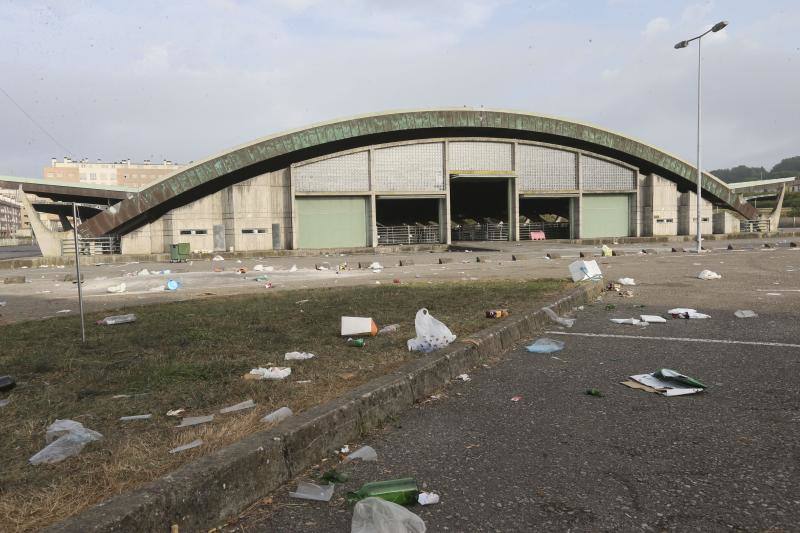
[241,228,267,234]
[179,229,208,235]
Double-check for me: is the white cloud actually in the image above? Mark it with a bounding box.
[642,17,670,38]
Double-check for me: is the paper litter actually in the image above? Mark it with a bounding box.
[169,439,203,454]
[285,351,316,360]
[247,367,291,380]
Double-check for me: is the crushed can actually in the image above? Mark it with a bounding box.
[346,338,365,347]
[485,309,509,318]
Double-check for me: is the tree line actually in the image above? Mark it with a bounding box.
[712,155,800,183]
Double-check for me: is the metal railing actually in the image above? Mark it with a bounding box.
[740,219,770,233]
[61,236,121,256]
[519,222,570,240]
[377,224,440,245]
[451,222,509,241]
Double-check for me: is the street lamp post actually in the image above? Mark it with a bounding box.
[675,20,728,254]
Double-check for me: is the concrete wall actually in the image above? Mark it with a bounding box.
[713,211,741,234]
[678,191,714,235]
[640,174,678,236]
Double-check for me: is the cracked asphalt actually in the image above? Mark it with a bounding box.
[226,246,800,532]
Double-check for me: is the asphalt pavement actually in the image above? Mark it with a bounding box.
[226,247,800,532]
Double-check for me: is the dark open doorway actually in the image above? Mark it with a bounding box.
[450,179,510,241]
[376,197,441,245]
[519,197,572,239]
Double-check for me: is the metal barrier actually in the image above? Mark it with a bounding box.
[519,222,570,240]
[451,222,509,241]
[377,224,440,245]
[740,220,770,233]
[61,236,121,256]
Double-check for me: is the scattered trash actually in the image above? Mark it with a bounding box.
[510,395,522,402]
[166,409,185,417]
[0,376,17,392]
[264,282,274,289]
[289,264,298,272]
[136,268,151,276]
[368,261,383,272]
[212,255,224,261]
[236,267,248,274]
[322,468,349,483]
[697,270,722,280]
[766,293,782,296]
[290,482,335,502]
[254,275,270,282]
[341,316,378,337]
[0,301,6,307]
[149,285,166,292]
[568,259,603,282]
[640,315,667,323]
[542,307,575,327]
[407,308,456,353]
[107,282,127,294]
[253,264,274,272]
[617,277,636,286]
[97,313,137,325]
[351,497,426,533]
[340,445,351,454]
[166,279,181,291]
[611,318,644,325]
[601,244,613,257]
[418,492,440,506]
[56,309,71,314]
[261,406,293,425]
[347,478,420,506]
[344,445,378,463]
[316,263,330,271]
[622,368,706,396]
[247,367,291,380]
[526,338,565,353]
[176,415,214,428]
[585,388,603,397]
[285,351,315,360]
[378,324,399,335]
[735,310,758,318]
[29,420,103,465]
[169,439,203,454]
[296,299,310,304]
[393,278,401,284]
[485,309,509,318]
[0,399,9,407]
[668,308,711,319]
[119,414,152,421]
[220,399,256,414]
[347,337,366,347]
[455,373,471,382]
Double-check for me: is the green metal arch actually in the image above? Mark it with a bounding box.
[78,108,755,237]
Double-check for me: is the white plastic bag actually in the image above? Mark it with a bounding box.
[351,497,426,533]
[407,308,456,353]
[30,420,103,465]
[526,338,565,353]
[697,270,722,280]
[542,307,575,328]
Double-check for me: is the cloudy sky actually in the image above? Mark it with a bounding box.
[1,0,797,178]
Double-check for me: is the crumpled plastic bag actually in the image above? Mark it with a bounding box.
[697,270,722,280]
[542,307,575,328]
[30,419,103,465]
[351,497,426,533]
[526,338,565,353]
[407,308,456,353]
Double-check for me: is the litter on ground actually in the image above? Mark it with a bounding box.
[119,414,152,421]
[262,406,293,425]
[542,307,575,327]
[697,270,722,280]
[96,314,137,325]
[407,308,456,352]
[527,338,565,353]
[284,351,315,360]
[106,282,126,293]
[418,492,440,505]
[341,316,379,337]
[640,314,667,323]
[289,482,335,502]
[378,324,399,335]
[175,415,214,428]
[246,367,291,380]
[622,368,706,396]
[735,310,758,318]
[166,409,185,417]
[219,399,256,414]
[351,497,426,533]
[29,419,103,465]
[344,445,378,463]
[668,308,711,319]
[456,373,471,382]
[611,318,645,325]
[568,259,603,282]
[169,439,203,454]
[617,277,636,286]
[212,255,224,261]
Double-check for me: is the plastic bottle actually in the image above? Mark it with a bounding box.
[347,338,365,347]
[346,478,419,506]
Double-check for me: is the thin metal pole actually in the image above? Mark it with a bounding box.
[696,37,703,254]
[72,202,86,342]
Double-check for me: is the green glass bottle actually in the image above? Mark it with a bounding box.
[346,478,419,506]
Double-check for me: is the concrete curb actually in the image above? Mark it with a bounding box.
[46,281,604,532]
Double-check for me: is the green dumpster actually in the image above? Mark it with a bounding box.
[170,242,190,263]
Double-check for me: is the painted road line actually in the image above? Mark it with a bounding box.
[545,331,800,349]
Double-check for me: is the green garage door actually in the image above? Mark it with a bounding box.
[581,194,630,238]
[297,197,368,249]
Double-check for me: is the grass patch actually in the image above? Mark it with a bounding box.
[0,279,565,531]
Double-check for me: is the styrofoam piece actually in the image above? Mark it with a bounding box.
[734,310,758,318]
[249,367,291,380]
[176,415,214,428]
[617,277,636,286]
[169,439,203,454]
[219,399,256,414]
[418,492,440,505]
[119,414,152,421]
[640,315,667,323]
[697,270,722,280]
[568,260,602,282]
[341,316,378,337]
[262,406,293,425]
[611,318,644,325]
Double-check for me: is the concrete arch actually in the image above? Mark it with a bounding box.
[77,108,756,237]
